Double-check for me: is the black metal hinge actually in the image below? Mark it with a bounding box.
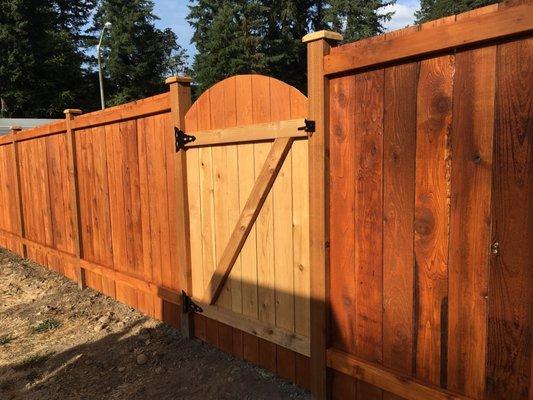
[182,290,203,314]
[298,119,316,133]
[175,127,196,152]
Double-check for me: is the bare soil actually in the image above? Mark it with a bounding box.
[0,249,310,400]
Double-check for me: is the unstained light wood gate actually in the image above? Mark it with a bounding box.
[182,75,312,357]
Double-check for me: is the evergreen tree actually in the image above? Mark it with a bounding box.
[187,0,269,92]
[415,0,498,23]
[262,0,312,90]
[92,0,189,106]
[324,0,395,42]
[187,0,397,92]
[0,0,96,117]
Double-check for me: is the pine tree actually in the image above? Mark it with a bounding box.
[415,0,498,23]
[262,0,312,91]
[324,0,395,42]
[0,0,96,117]
[187,0,397,93]
[92,0,189,106]
[187,0,269,92]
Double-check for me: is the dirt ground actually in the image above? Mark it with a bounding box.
[0,249,310,400]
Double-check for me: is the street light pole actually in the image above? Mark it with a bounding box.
[97,22,112,110]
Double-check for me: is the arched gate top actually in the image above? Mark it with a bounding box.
[185,74,307,133]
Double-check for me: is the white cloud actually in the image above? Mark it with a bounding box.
[383,0,419,31]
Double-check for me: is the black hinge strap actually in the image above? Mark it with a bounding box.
[175,127,196,152]
[298,119,316,133]
[182,291,203,314]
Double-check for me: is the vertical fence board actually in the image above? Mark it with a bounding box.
[236,75,259,321]
[252,75,276,326]
[382,62,417,379]
[329,75,356,353]
[271,77,295,332]
[353,68,385,400]
[447,46,496,398]
[486,37,533,400]
[414,54,454,387]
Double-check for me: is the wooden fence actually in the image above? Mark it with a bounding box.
[306,2,532,400]
[0,2,531,399]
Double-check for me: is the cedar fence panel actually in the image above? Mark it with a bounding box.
[321,2,532,400]
[0,2,531,398]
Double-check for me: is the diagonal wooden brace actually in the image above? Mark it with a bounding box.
[202,137,295,305]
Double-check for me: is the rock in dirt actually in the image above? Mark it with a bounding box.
[118,366,126,373]
[136,354,148,365]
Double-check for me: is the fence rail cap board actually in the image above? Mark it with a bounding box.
[63,109,82,115]
[324,2,533,75]
[71,92,170,130]
[5,120,67,143]
[165,76,193,84]
[303,30,343,43]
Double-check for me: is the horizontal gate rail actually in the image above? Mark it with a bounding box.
[197,302,310,356]
[184,118,308,148]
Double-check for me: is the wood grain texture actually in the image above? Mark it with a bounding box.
[324,3,533,75]
[328,348,472,400]
[414,55,454,387]
[329,75,356,353]
[447,46,496,398]
[353,69,384,369]
[486,37,533,400]
[382,62,418,378]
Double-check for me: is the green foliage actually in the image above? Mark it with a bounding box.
[324,0,395,42]
[188,0,396,93]
[91,0,189,106]
[415,0,498,23]
[0,0,97,117]
[33,318,61,334]
[188,0,270,92]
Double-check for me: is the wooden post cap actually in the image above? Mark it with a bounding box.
[10,125,22,131]
[63,109,82,115]
[302,30,343,43]
[165,76,193,85]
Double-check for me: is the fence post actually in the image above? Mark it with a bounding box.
[166,76,194,338]
[10,126,26,257]
[303,30,342,400]
[64,109,85,289]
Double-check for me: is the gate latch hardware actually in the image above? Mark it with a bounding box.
[298,119,316,133]
[175,127,196,152]
[182,291,203,314]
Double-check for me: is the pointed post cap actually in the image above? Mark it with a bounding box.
[63,109,82,115]
[10,125,22,131]
[165,76,193,85]
[302,30,343,43]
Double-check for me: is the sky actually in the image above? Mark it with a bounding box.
[153,0,420,58]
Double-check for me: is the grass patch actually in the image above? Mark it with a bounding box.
[33,318,61,334]
[14,352,53,370]
[0,335,12,345]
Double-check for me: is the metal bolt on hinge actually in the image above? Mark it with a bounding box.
[491,242,499,255]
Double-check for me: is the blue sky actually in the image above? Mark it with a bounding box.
[153,0,420,58]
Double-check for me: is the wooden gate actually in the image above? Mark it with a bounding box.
[181,75,311,357]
